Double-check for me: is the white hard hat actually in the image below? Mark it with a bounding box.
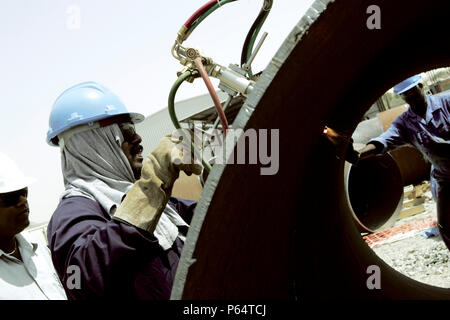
[0,153,36,194]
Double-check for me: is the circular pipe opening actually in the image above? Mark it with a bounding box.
[345,154,404,233]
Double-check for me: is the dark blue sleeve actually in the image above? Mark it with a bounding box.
[168,196,197,225]
[369,116,408,153]
[437,92,450,115]
[46,196,164,300]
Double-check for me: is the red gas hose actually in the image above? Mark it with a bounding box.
[194,57,229,134]
[184,0,217,29]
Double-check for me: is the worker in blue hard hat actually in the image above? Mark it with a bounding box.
[351,74,450,250]
[46,81,202,299]
[0,153,67,299]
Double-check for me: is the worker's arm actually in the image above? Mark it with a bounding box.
[324,118,407,165]
[358,143,380,159]
[368,117,408,154]
[344,142,384,165]
[350,119,408,164]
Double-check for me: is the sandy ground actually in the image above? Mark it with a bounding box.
[370,193,450,288]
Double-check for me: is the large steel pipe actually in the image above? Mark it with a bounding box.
[344,154,404,233]
[172,0,450,300]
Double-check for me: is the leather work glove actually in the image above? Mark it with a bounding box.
[114,130,203,233]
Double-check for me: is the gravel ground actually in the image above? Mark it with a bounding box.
[371,192,450,288]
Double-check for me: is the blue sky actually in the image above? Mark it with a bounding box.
[1,0,314,223]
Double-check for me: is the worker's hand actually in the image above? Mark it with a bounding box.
[167,129,203,178]
[345,143,361,165]
[357,143,378,160]
[346,143,381,166]
[114,130,202,233]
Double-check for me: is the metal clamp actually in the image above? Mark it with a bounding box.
[210,63,255,97]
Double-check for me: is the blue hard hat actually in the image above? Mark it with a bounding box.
[46,81,145,146]
[393,75,422,95]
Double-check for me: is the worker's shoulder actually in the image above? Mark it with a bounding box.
[54,196,102,216]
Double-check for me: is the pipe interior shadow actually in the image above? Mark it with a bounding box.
[346,154,403,232]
